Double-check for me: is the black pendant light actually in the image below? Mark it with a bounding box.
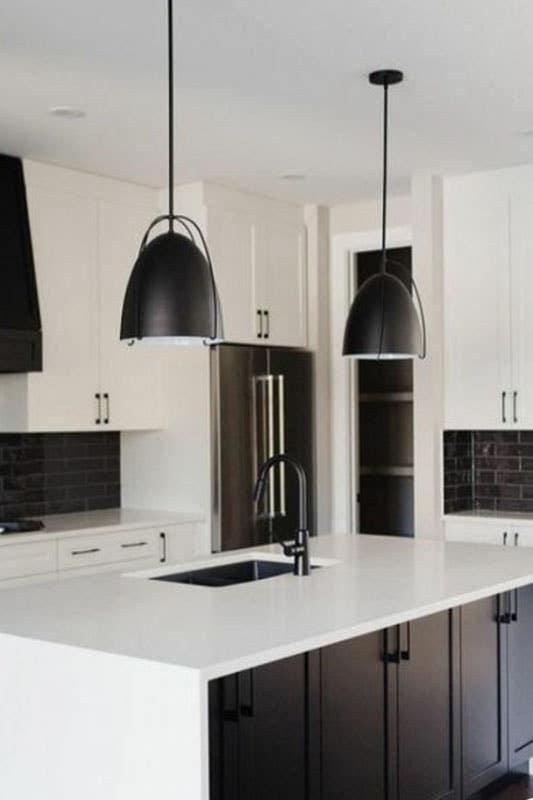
[120,0,223,345]
[342,69,425,360]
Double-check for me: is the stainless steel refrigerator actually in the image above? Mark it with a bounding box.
[211,344,315,552]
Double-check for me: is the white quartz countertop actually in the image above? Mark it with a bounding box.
[3,533,533,680]
[0,508,204,544]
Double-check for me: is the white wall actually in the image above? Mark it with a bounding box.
[330,194,411,236]
[305,206,331,533]
[412,175,445,539]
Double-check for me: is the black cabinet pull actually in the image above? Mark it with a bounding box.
[95,393,101,425]
[513,390,518,423]
[503,531,508,546]
[239,670,254,717]
[511,589,519,622]
[400,622,411,661]
[502,391,507,423]
[264,309,270,339]
[498,593,511,624]
[257,309,263,338]
[514,532,520,547]
[222,675,239,722]
[120,541,147,549]
[159,532,167,563]
[103,392,110,424]
[71,547,100,556]
[385,626,400,663]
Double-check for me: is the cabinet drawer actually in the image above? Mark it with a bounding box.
[0,540,57,580]
[445,521,507,546]
[58,528,159,571]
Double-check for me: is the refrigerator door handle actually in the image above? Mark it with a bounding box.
[253,375,275,518]
[277,374,286,516]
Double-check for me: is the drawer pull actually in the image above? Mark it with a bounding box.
[71,547,100,556]
[120,541,148,549]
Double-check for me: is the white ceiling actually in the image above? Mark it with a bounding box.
[1,0,533,205]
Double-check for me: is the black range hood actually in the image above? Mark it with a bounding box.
[0,155,41,372]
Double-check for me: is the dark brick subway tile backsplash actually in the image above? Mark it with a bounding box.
[0,432,120,520]
[443,430,533,514]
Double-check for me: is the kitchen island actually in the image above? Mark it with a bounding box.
[2,533,533,799]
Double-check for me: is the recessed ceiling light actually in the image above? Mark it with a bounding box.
[49,106,86,119]
[280,173,306,181]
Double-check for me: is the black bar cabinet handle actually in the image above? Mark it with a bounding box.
[503,531,508,546]
[400,622,411,661]
[513,390,518,423]
[502,391,506,423]
[71,547,100,556]
[514,532,520,547]
[512,589,519,622]
[385,626,400,663]
[498,593,511,625]
[160,532,167,563]
[120,541,148,549]
[257,309,263,338]
[103,392,110,425]
[264,309,270,339]
[239,670,254,717]
[95,393,101,425]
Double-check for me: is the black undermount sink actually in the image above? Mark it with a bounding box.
[151,559,313,587]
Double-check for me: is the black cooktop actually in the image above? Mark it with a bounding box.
[0,520,45,534]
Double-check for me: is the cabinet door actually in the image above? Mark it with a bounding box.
[321,631,386,800]
[396,612,459,800]
[207,209,259,344]
[508,585,533,766]
[26,186,99,430]
[461,595,508,796]
[510,192,533,428]
[444,520,509,547]
[209,655,309,800]
[443,176,511,428]
[98,200,167,430]
[256,221,307,348]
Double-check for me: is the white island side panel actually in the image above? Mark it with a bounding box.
[0,633,208,800]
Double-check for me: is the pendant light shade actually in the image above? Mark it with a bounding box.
[342,69,426,360]
[120,228,223,343]
[342,272,423,359]
[120,0,223,346]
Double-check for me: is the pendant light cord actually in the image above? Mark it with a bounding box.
[380,83,388,271]
[168,0,174,231]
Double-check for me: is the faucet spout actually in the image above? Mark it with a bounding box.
[253,454,310,576]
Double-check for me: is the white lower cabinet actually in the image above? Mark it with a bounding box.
[445,517,533,548]
[0,540,56,583]
[0,522,204,587]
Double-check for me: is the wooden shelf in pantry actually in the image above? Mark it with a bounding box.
[360,465,414,477]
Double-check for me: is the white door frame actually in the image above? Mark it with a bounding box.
[329,225,413,534]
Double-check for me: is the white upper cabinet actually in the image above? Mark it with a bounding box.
[98,200,167,430]
[444,173,511,428]
[0,162,168,432]
[509,188,533,428]
[195,184,308,348]
[207,208,258,344]
[254,220,307,348]
[443,167,533,430]
[25,186,100,431]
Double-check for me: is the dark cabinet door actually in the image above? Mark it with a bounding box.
[461,595,508,797]
[394,611,459,800]
[508,585,533,767]
[209,653,310,800]
[321,630,387,800]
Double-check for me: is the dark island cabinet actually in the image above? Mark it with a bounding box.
[209,591,533,800]
[393,611,460,800]
[460,595,508,797]
[507,585,533,767]
[320,631,387,800]
[209,652,317,800]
